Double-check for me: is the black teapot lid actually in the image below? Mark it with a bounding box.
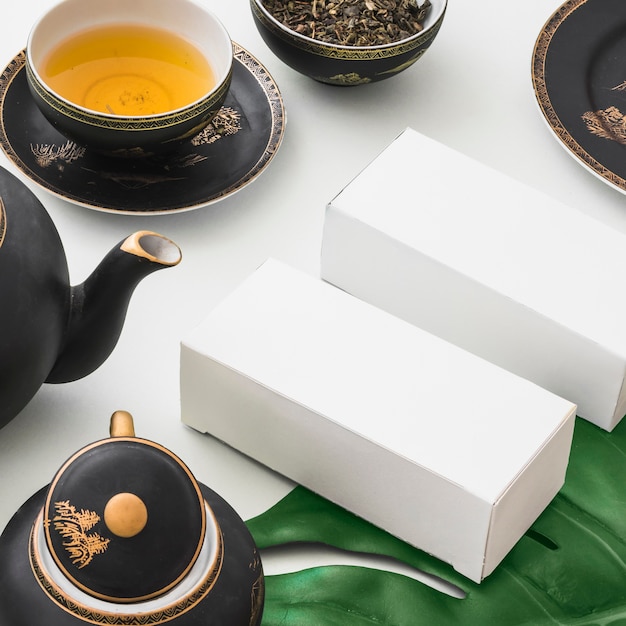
[42,411,207,603]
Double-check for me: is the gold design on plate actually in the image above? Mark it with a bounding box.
[0,196,6,249]
[31,140,86,168]
[192,106,242,146]
[249,550,265,626]
[28,105,242,185]
[582,105,626,144]
[582,79,626,145]
[52,500,110,569]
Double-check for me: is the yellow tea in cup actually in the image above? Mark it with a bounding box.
[40,24,215,116]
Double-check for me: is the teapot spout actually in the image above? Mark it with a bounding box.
[46,231,181,384]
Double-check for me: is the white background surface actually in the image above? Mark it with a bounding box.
[1,0,624,577]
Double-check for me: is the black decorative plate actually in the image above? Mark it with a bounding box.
[532,0,626,195]
[0,43,285,214]
[43,437,207,603]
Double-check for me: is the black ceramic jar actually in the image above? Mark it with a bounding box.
[0,412,264,625]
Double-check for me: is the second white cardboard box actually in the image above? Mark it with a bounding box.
[322,127,626,431]
[180,259,576,583]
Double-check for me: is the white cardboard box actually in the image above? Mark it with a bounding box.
[321,127,626,431]
[180,259,576,583]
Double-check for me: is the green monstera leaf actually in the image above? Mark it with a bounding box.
[246,418,626,625]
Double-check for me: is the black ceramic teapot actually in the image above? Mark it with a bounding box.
[0,165,182,429]
[0,411,264,625]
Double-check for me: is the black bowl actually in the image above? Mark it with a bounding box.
[26,0,233,158]
[250,0,447,86]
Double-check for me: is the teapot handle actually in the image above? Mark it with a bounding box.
[110,410,136,438]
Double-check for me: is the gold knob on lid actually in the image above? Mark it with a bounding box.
[104,492,148,538]
[110,410,135,438]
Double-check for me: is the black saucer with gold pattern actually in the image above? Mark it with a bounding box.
[532,0,626,195]
[0,43,285,214]
[0,412,264,625]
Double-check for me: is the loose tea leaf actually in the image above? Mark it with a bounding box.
[263,0,432,46]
